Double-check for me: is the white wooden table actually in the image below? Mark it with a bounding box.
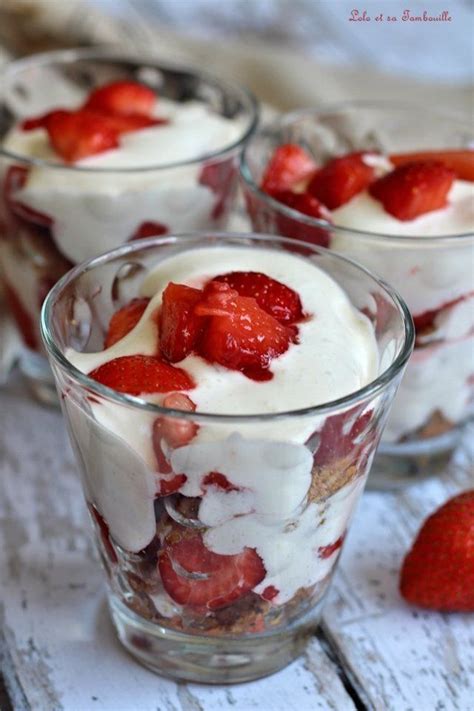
[1,374,473,711]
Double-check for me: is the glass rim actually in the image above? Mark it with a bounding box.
[0,46,259,173]
[239,99,473,244]
[41,232,414,422]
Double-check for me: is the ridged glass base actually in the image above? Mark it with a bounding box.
[109,595,325,683]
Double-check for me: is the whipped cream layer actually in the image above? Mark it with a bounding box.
[3,99,243,264]
[66,246,379,603]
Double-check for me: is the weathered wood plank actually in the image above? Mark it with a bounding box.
[322,432,473,711]
[0,377,354,711]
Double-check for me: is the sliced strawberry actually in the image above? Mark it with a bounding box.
[308,152,375,209]
[272,190,332,222]
[390,150,474,182]
[318,534,345,559]
[3,165,53,227]
[400,490,474,612]
[129,221,169,241]
[213,271,304,324]
[104,297,150,348]
[89,355,195,395]
[84,80,156,117]
[261,144,317,194]
[3,281,37,350]
[195,281,296,380]
[314,407,373,466]
[369,161,455,221]
[159,282,205,363]
[199,158,236,219]
[158,529,265,609]
[46,109,119,162]
[203,471,238,491]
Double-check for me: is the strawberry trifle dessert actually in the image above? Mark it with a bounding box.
[41,233,412,681]
[0,49,257,401]
[241,104,473,485]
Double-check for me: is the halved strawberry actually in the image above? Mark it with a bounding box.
[213,271,304,324]
[89,355,195,395]
[195,281,296,380]
[400,490,474,611]
[369,161,455,221]
[90,112,167,134]
[159,282,205,363]
[158,529,265,609]
[130,221,169,240]
[46,109,119,162]
[84,80,156,117]
[261,144,317,194]
[390,150,474,182]
[104,297,150,348]
[307,152,375,209]
[314,407,373,466]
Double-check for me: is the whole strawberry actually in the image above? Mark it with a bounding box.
[400,490,474,612]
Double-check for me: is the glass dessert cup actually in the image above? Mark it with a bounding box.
[0,48,258,404]
[41,232,413,683]
[240,102,474,488]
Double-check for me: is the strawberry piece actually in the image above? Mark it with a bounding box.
[89,355,195,395]
[213,271,304,324]
[104,297,150,348]
[153,393,197,476]
[158,529,265,609]
[130,221,169,240]
[261,585,279,601]
[159,283,205,363]
[21,110,58,132]
[84,80,156,117]
[3,281,37,350]
[400,490,474,612]
[88,504,118,564]
[261,144,317,194]
[157,473,187,496]
[314,407,373,466]
[272,190,332,222]
[413,293,473,335]
[89,112,167,134]
[369,161,455,221]
[195,281,296,380]
[308,152,375,209]
[3,165,52,227]
[318,534,345,559]
[203,472,238,491]
[46,109,119,162]
[390,150,474,182]
[199,158,236,219]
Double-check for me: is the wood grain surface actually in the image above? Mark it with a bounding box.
[0,375,472,711]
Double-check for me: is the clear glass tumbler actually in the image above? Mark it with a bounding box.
[41,233,413,683]
[0,48,258,403]
[240,103,474,487]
